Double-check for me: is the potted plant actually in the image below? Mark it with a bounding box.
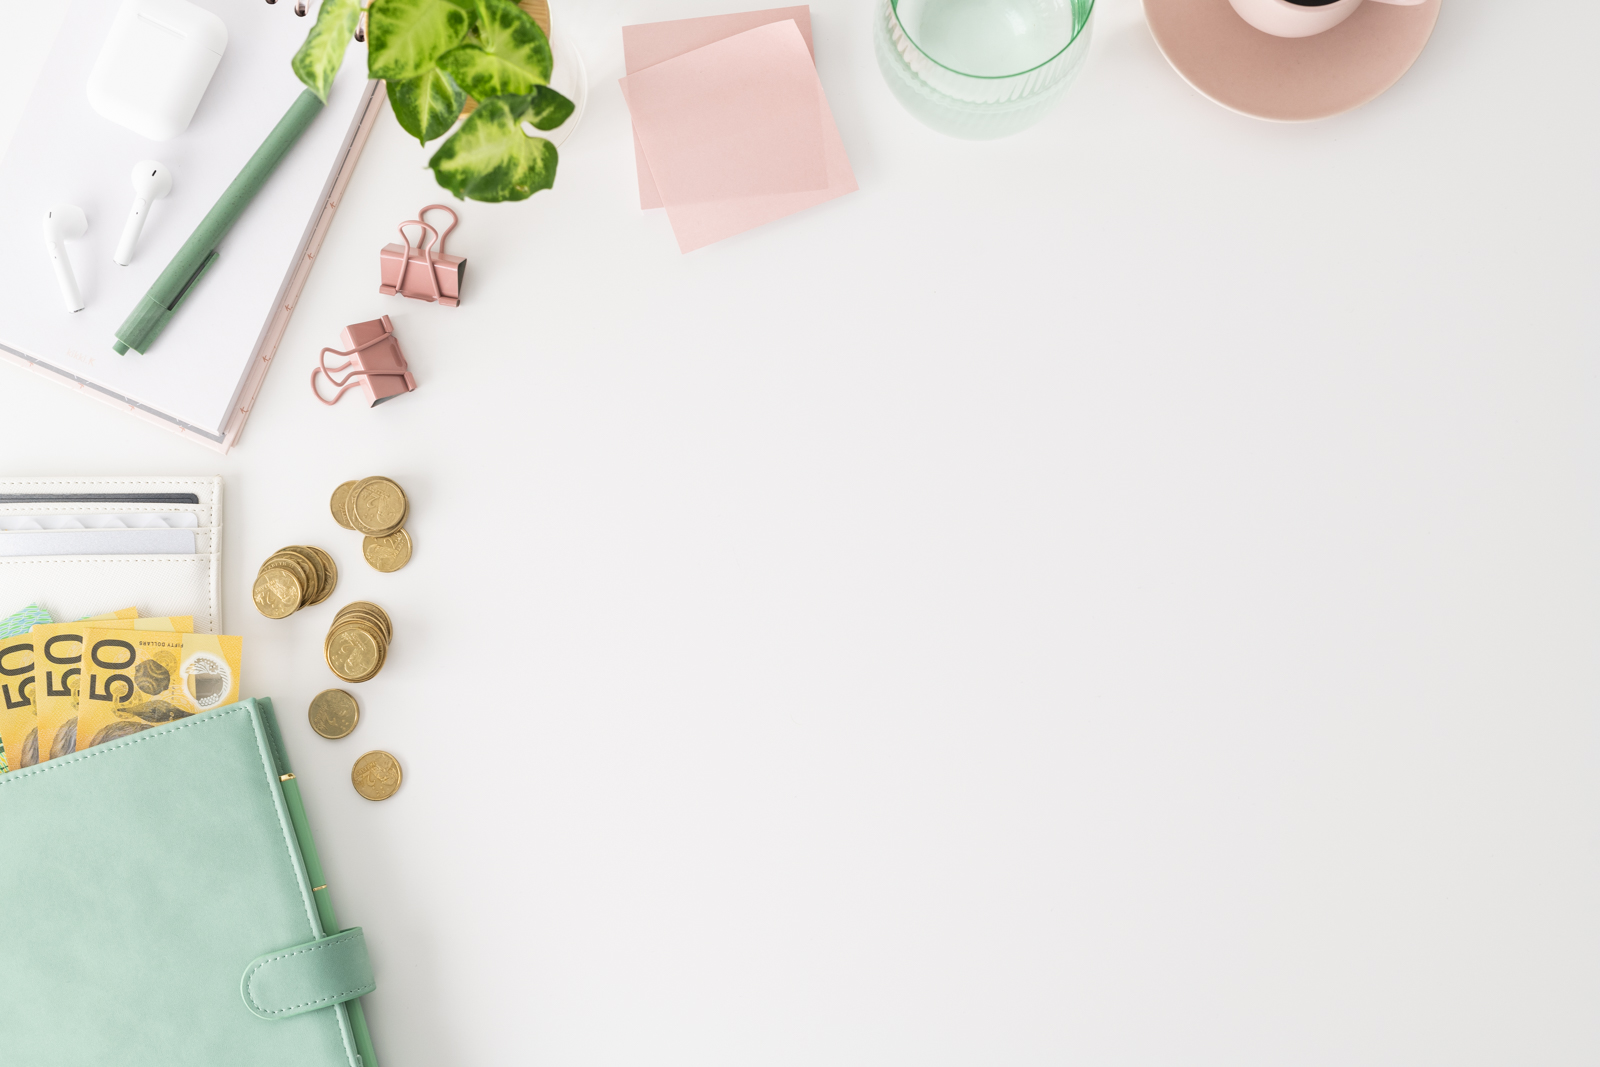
[291,0,575,202]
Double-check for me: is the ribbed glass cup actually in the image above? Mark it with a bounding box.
[875,0,1095,140]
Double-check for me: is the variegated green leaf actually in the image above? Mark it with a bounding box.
[387,67,466,144]
[428,95,557,202]
[435,0,551,99]
[515,84,573,131]
[367,0,471,82]
[291,0,361,103]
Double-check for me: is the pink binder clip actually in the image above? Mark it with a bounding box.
[378,204,465,307]
[310,316,418,407]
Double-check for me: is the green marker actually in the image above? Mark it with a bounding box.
[113,89,324,356]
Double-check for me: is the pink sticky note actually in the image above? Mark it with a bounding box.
[622,7,816,210]
[622,21,829,206]
[619,20,857,253]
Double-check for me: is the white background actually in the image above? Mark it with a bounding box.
[2,0,1598,1063]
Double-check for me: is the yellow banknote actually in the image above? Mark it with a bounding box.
[76,630,242,750]
[82,607,138,623]
[13,608,136,767]
[31,615,195,762]
[0,634,38,772]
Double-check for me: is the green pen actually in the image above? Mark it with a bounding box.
[257,697,382,1067]
[112,89,324,356]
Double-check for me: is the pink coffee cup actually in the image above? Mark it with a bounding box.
[1227,0,1427,38]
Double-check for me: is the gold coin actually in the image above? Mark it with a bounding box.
[259,550,302,577]
[252,567,304,619]
[326,625,382,681]
[276,547,324,602]
[262,551,315,604]
[304,546,338,605]
[336,601,393,642]
[326,653,378,685]
[289,546,327,600]
[331,614,389,648]
[308,688,359,739]
[324,616,379,647]
[337,598,389,618]
[344,479,376,529]
[330,481,358,530]
[362,529,412,572]
[351,750,402,801]
[326,616,387,654]
[366,495,407,538]
[348,477,407,536]
[355,485,407,539]
[386,496,410,538]
[327,631,381,681]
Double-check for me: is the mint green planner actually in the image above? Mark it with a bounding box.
[0,698,380,1066]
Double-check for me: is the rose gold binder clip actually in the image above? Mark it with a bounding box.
[310,315,417,407]
[379,204,465,307]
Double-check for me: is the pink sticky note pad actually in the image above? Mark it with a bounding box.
[619,20,857,253]
[622,7,817,209]
[621,20,829,206]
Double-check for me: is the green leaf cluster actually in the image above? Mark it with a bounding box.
[291,0,573,202]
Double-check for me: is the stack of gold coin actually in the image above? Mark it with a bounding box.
[252,546,338,619]
[324,601,392,683]
[331,477,413,573]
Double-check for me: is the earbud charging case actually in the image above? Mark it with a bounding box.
[86,0,228,141]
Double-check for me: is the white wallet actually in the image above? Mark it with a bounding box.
[0,477,222,633]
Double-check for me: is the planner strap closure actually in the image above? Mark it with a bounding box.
[240,927,375,1020]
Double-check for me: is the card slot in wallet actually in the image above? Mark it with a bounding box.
[0,528,200,557]
[0,512,201,530]
[0,477,220,527]
[0,492,201,505]
[0,505,215,529]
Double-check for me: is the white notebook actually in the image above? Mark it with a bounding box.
[0,0,379,451]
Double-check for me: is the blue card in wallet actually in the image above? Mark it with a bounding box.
[0,698,381,1066]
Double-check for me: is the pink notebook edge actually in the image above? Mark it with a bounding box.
[0,80,386,455]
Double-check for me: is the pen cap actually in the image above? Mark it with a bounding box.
[87,0,228,141]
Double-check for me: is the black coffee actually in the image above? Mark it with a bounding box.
[1283,0,1343,5]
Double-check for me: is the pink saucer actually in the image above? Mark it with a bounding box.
[1143,0,1442,122]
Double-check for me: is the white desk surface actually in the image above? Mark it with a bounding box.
[2,0,1597,1063]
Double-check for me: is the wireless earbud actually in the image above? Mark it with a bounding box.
[114,160,173,266]
[43,205,89,313]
